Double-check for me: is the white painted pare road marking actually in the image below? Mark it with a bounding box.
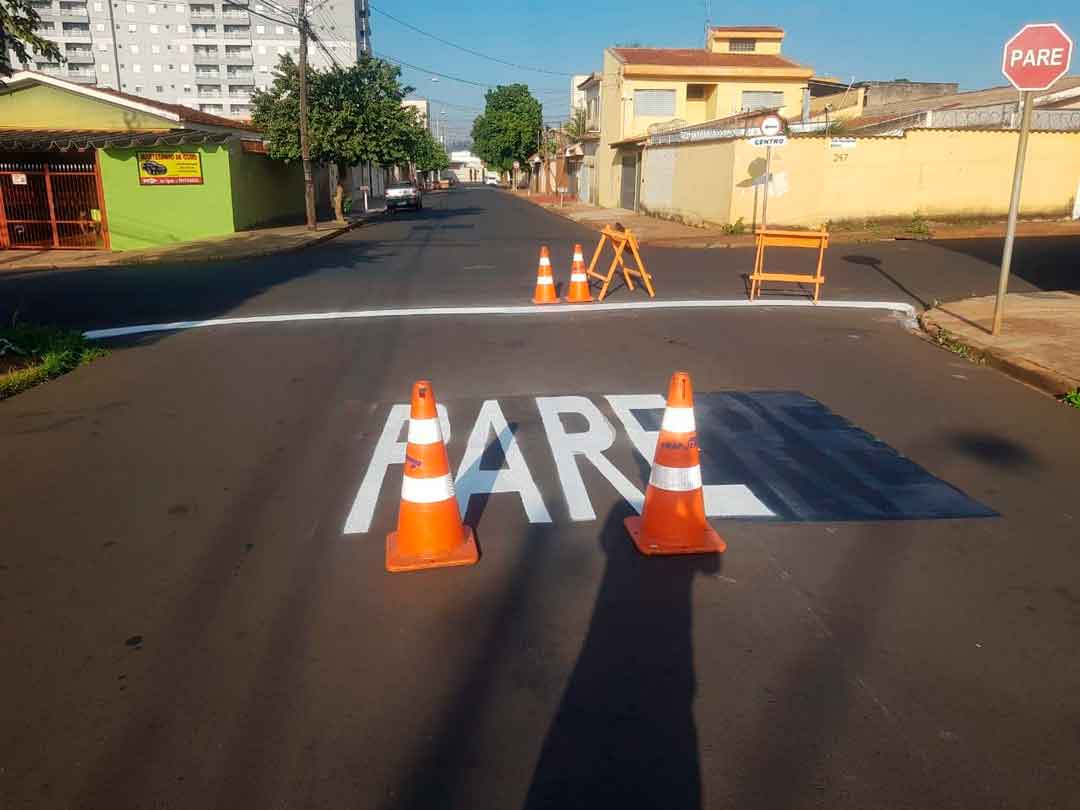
[84,300,919,340]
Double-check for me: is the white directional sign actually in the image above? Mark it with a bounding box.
[749,135,787,148]
[760,115,783,136]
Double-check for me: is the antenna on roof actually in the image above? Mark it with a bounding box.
[703,0,711,46]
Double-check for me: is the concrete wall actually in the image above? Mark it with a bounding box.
[861,81,959,108]
[640,140,735,226]
[724,129,1080,226]
[0,83,175,130]
[100,145,236,250]
[227,145,305,231]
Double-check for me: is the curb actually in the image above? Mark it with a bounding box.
[919,314,1080,397]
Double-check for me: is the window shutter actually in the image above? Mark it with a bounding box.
[741,91,785,111]
[634,89,676,117]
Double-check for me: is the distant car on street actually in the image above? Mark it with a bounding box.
[484,176,500,186]
[386,181,422,211]
[141,160,168,176]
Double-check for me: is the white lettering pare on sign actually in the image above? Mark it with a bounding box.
[341,396,775,534]
[1010,47,1066,67]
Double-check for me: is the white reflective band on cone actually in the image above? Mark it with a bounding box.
[573,253,584,262]
[661,406,696,433]
[407,417,442,445]
[649,462,703,492]
[539,257,551,266]
[535,276,554,285]
[570,273,587,282]
[401,472,455,503]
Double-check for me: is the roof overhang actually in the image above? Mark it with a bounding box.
[709,27,785,40]
[621,64,814,80]
[1,71,182,123]
[0,128,237,151]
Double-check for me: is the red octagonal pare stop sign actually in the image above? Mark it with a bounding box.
[1002,23,1074,91]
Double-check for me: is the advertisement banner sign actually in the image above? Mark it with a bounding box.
[137,152,204,185]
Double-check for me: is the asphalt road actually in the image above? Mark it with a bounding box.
[2,187,1080,809]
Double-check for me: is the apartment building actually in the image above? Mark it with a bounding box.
[11,0,371,119]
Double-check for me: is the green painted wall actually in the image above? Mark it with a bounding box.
[227,146,305,230]
[0,84,176,130]
[99,146,236,251]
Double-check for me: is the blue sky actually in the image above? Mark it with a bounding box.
[366,1,1079,143]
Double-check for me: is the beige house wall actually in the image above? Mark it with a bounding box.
[711,128,1080,227]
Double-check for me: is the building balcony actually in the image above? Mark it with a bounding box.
[197,91,223,98]
[64,49,95,62]
[225,71,254,83]
[67,67,96,79]
[223,51,252,64]
[59,27,92,39]
[59,7,89,16]
[223,29,251,39]
[195,72,221,80]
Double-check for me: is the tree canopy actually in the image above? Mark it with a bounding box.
[471,84,543,174]
[1,0,63,75]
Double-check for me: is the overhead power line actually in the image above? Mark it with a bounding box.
[376,52,494,88]
[370,4,575,77]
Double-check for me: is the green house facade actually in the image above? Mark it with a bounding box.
[0,72,304,251]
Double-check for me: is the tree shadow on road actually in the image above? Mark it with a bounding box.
[523,502,718,810]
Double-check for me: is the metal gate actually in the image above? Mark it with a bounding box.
[0,153,109,250]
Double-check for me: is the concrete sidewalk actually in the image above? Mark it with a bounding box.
[921,291,1080,396]
[0,211,382,274]
[517,192,1080,248]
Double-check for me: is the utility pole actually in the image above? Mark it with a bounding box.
[298,0,317,230]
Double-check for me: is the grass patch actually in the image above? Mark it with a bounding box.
[0,323,106,401]
[931,327,980,362]
[1062,389,1080,410]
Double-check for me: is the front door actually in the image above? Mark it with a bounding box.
[620,154,638,211]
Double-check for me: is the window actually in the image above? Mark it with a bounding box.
[686,84,710,100]
[125,2,133,11]
[130,43,139,53]
[133,84,143,93]
[168,63,174,68]
[148,3,155,11]
[153,63,162,72]
[740,90,784,111]
[100,63,110,72]
[729,38,756,52]
[634,88,676,117]
[152,44,161,53]
[183,83,191,91]
[149,24,159,33]
[127,22,136,31]
[132,63,141,72]
[155,84,164,91]
[177,23,186,31]
[180,63,189,71]
[274,25,284,34]
[255,24,264,33]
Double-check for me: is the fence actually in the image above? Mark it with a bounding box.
[0,154,108,249]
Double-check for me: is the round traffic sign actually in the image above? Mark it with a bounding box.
[1002,23,1073,91]
[760,115,783,136]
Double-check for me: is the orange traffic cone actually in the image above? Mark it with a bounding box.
[386,380,479,572]
[565,243,593,303]
[531,245,560,304]
[625,371,727,556]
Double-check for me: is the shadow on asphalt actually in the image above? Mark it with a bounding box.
[928,236,1080,293]
[523,502,714,810]
[843,254,931,309]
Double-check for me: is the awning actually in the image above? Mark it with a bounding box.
[0,128,238,151]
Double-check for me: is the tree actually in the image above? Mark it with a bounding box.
[251,54,418,221]
[564,107,588,140]
[471,84,542,180]
[411,125,450,175]
[1,0,63,76]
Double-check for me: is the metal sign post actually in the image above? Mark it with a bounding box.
[762,145,773,230]
[992,91,1033,335]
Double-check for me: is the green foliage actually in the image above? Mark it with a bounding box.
[1062,389,1080,409]
[932,328,978,361]
[471,84,543,174]
[412,127,450,173]
[0,323,105,400]
[564,107,588,140]
[0,0,63,75]
[907,211,931,236]
[721,217,746,235]
[251,54,419,169]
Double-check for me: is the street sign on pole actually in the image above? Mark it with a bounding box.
[749,135,787,148]
[993,23,1074,335]
[760,115,783,136]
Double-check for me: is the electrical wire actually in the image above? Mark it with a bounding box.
[370,4,574,77]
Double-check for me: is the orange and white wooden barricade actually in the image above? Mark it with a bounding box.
[585,226,655,301]
[748,225,829,302]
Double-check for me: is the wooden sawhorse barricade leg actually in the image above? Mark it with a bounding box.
[585,226,656,301]
[749,225,830,302]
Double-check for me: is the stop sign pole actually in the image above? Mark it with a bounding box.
[993,23,1074,335]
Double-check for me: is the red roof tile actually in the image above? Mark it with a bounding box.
[709,25,785,33]
[612,48,809,71]
[93,86,258,131]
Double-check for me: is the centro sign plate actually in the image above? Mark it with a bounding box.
[749,135,787,148]
[1002,23,1073,91]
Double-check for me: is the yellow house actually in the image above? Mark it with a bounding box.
[596,26,814,209]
